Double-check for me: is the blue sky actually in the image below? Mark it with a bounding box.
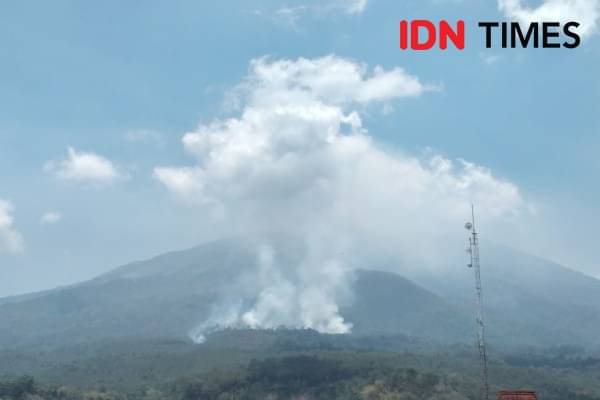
[0,0,599,296]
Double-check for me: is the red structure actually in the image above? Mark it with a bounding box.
[497,391,538,400]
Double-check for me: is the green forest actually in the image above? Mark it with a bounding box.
[1,331,600,400]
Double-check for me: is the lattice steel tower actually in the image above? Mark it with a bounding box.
[465,205,489,400]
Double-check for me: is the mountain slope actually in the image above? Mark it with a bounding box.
[0,238,466,348]
[343,270,471,341]
[1,237,600,349]
[416,242,600,347]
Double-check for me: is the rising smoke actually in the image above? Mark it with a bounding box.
[154,55,527,341]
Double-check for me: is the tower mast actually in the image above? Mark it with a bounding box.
[465,205,489,400]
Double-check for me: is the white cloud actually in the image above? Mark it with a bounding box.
[154,55,526,340]
[274,6,310,29]
[270,0,368,28]
[0,199,25,254]
[125,130,165,147]
[480,53,502,65]
[340,0,368,14]
[245,56,430,106]
[157,56,434,204]
[40,211,62,225]
[498,0,600,37]
[45,147,124,187]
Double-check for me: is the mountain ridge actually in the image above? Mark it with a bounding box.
[2,236,600,350]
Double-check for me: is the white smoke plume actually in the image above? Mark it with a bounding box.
[190,241,354,343]
[154,55,526,341]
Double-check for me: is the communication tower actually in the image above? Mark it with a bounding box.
[465,205,489,400]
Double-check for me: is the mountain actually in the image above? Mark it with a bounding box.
[415,242,600,347]
[0,238,251,348]
[1,237,600,350]
[342,270,471,342]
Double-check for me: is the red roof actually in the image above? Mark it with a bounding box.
[497,391,538,400]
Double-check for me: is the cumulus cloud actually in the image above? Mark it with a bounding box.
[0,199,25,254]
[246,56,428,105]
[498,0,600,37]
[154,55,525,340]
[156,56,433,204]
[45,147,124,186]
[40,211,62,225]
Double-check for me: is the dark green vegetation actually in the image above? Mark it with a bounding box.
[2,333,600,400]
[3,237,600,399]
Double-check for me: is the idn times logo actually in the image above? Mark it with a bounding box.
[399,20,581,50]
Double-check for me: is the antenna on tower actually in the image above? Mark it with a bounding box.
[465,204,489,400]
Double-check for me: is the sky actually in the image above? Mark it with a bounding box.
[0,0,599,297]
